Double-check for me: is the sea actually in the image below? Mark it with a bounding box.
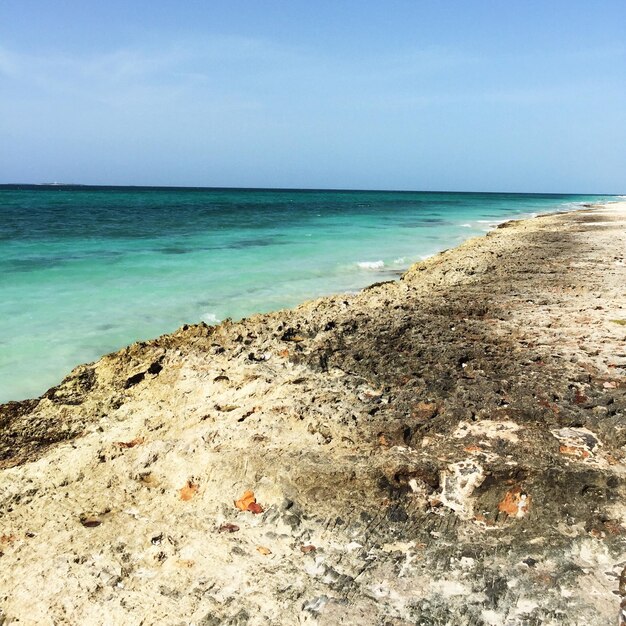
[0,186,615,403]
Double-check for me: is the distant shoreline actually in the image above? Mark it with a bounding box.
[1,183,622,195]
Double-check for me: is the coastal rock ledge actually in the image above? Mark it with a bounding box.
[1,203,625,626]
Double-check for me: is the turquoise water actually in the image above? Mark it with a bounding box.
[0,186,613,403]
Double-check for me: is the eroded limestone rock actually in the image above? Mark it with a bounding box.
[0,203,625,625]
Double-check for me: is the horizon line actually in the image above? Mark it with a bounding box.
[0,183,621,196]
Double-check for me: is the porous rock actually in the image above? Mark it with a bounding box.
[0,203,625,625]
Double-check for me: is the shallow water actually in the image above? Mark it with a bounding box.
[0,186,613,402]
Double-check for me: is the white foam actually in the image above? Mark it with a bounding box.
[460,223,472,228]
[202,312,221,325]
[357,260,385,270]
[477,218,507,228]
[393,257,405,265]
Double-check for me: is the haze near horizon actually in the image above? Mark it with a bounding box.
[1,1,624,193]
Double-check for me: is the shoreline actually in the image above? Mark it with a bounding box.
[1,202,625,624]
[0,191,613,405]
[0,199,599,407]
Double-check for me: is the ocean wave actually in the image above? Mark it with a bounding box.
[460,223,472,228]
[476,218,506,231]
[357,260,385,270]
[202,312,221,325]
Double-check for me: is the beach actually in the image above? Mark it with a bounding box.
[0,201,625,624]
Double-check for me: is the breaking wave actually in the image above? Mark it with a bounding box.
[357,260,385,270]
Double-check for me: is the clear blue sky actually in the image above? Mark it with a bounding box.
[1,1,624,192]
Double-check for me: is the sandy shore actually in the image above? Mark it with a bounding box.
[1,202,625,625]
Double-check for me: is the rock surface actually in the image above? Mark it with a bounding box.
[1,203,625,625]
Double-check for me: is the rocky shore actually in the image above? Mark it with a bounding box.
[1,202,625,625]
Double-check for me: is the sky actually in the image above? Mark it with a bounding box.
[0,1,624,192]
